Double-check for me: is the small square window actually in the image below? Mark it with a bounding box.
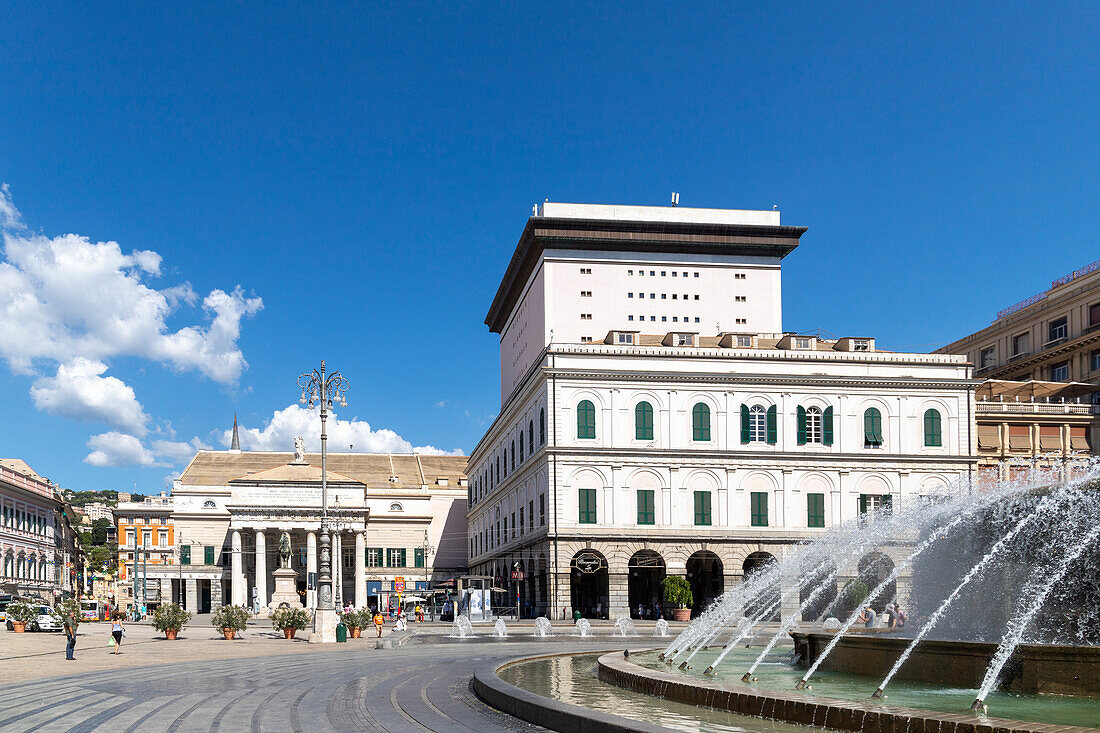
[672,294,677,300]
[736,318,747,324]
[661,316,667,322]
[650,293,655,299]
[694,317,700,323]
[694,272,699,278]
[694,295,700,301]
[628,292,633,298]
[683,272,688,277]
[672,316,678,322]
[650,316,656,321]
[628,315,633,321]
[661,271,666,276]
[672,271,677,277]
[627,270,633,275]
[650,271,655,276]
[661,294,666,299]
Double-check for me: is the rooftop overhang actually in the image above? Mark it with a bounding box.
[484,216,807,334]
[977,379,1098,401]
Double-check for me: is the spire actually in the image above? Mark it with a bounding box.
[231,413,240,451]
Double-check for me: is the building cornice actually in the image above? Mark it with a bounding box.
[546,368,977,391]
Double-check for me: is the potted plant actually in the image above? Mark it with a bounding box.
[661,575,694,622]
[151,603,192,639]
[271,607,311,639]
[340,609,362,638]
[211,605,251,640]
[7,601,37,633]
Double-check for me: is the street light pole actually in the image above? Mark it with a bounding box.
[298,360,349,643]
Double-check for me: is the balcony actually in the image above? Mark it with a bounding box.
[976,402,1098,415]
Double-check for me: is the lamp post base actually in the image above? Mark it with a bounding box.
[310,608,339,643]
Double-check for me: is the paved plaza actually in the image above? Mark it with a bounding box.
[0,619,676,732]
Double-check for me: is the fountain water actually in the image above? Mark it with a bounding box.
[653,619,670,637]
[449,615,475,638]
[573,617,592,637]
[533,616,553,637]
[492,618,508,637]
[613,614,636,637]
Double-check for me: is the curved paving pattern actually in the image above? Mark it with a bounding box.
[0,639,624,733]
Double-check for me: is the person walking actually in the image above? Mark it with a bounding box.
[63,610,78,661]
[373,610,384,638]
[111,614,125,654]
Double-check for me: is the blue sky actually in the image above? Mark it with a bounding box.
[1,2,1097,493]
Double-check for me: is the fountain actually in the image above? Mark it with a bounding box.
[449,615,475,639]
[492,618,508,638]
[652,619,669,638]
[533,616,553,637]
[573,617,592,637]
[613,614,636,637]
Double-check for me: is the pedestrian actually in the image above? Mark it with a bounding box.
[894,603,907,629]
[595,602,602,617]
[63,610,77,661]
[111,614,125,654]
[373,610,384,637]
[636,603,643,619]
[655,601,662,620]
[858,605,877,629]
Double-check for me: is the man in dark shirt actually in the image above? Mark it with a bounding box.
[63,611,77,661]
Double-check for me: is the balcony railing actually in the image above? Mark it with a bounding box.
[976,402,1098,415]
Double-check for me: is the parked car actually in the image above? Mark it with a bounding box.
[29,606,62,632]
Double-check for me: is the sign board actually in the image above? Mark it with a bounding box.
[510,570,524,580]
[394,576,405,593]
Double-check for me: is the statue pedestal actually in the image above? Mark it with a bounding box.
[269,568,303,609]
[310,608,338,643]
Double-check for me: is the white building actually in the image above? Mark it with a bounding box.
[82,502,114,523]
[468,202,976,621]
[168,444,468,614]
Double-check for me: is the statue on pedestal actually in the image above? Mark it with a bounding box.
[278,532,292,569]
[293,436,306,464]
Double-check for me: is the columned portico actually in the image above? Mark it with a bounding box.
[354,531,366,609]
[231,530,244,606]
[307,531,317,609]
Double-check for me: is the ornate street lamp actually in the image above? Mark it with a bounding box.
[298,360,349,642]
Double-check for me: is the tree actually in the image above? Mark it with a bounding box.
[90,518,111,545]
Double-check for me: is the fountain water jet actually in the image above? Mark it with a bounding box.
[533,617,553,637]
[613,614,636,637]
[492,618,508,637]
[653,619,670,637]
[449,615,475,638]
[573,617,592,637]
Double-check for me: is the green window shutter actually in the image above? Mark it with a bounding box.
[823,406,834,445]
[579,489,597,524]
[924,409,942,447]
[635,402,654,440]
[859,495,869,515]
[180,545,190,565]
[204,545,215,565]
[796,406,807,445]
[414,548,426,568]
[637,490,655,525]
[766,405,777,444]
[807,493,825,528]
[864,408,882,445]
[750,492,768,527]
[694,491,712,526]
[577,400,596,439]
[740,404,750,444]
[692,402,711,441]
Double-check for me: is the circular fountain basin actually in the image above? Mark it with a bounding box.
[612,647,1100,731]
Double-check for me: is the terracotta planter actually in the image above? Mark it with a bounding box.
[11,622,26,633]
[165,628,178,640]
[672,608,691,622]
[223,628,236,640]
[350,626,361,638]
[283,628,296,639]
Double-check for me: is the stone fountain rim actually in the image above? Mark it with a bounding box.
[597,651,1100,733]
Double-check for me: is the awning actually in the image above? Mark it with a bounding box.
[976,425,1001,449]
[977,379,1098,401]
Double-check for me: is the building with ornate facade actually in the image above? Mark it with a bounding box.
[466,203,976,621]
[167,446,468,614]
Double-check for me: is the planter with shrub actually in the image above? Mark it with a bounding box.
[151,603,192,639]
[661,575,694,622]
[211,605,251,640]
[6,601,37,632]
[271,607,312,639]
[340,609,364,638]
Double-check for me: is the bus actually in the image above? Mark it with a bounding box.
[80,599,106,621]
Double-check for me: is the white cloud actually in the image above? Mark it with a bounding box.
[224,404,464,456]
[151,437,212,463]
[30,358,150,435]
[0,185,262,382]
[84,432,156,467]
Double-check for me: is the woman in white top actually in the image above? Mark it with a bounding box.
[111,615,125,654]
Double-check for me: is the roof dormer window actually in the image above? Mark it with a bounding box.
[795,337,812,349]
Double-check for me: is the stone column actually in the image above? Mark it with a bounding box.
[307,532,317,610]
[333,532,342,608]
[231,530,244,606]
[254,530,267,609]
[608,571,630,620]
[354,531,366,609]
[185,578,198,612]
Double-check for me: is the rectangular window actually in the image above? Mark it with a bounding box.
[578,488,597,524]
[158,530,168,547]
[795,337,812,349]
[693,491,712,526]
[539,494,546,525]
[204,545,215,565]
[519,507,524,533]
[1012,332,1030,356]
[736,335,752,347]
[368,547,384,567]
[1048,317,1068,342]
[750,492,768,527]
[1091,303,1100,327]
[637,489,655,525]
[529,500,535,530]
[1091,349,1100,372]
[387,548,406,568]
[180,545,191,565]
[979,346,996,368]
[1050,362,1069,381]
[617,333,634,344]
[852,339,869,351]
[859,494,893,516]
[414,548,426,568]
[807,493,825,528]
[142,529,152,547]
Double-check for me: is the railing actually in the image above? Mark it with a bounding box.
[0,465,54,499]
[976,402,1098,415]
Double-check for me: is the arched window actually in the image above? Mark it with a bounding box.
[510,441,516,471]
[528,420,535,454]
[748,405,766,442]
[577,400,596,439]
[389,502,404,512]
[798,405,833,445]
[803,406,822,444]
[924,408,942,447]
[540,408,546,445]
[692,402,711,441]
[202,500,216,508]
[635,401,654,440]
[864,407,883,447]
[519,435,524,463]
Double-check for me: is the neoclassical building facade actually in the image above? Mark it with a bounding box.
[467,202,976,620]
[166,448,468,614]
